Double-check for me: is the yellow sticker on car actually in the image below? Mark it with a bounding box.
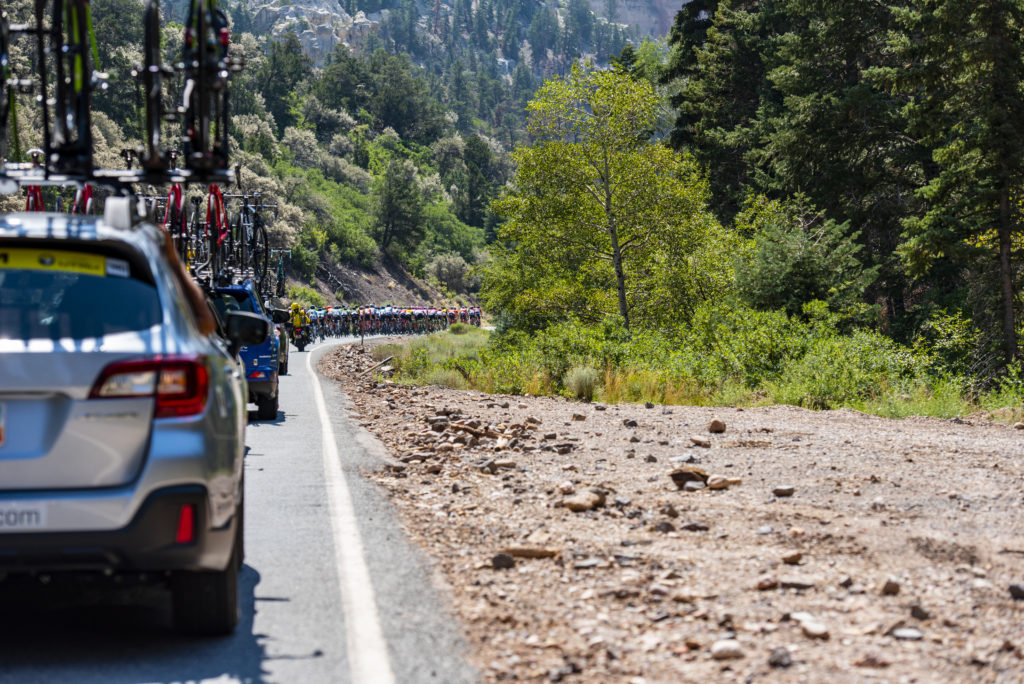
[0,248,106,276]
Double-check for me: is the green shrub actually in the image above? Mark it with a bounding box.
[769,329,920,409]
[287,284,326,308]
[449,323,471,335]
[564,366,600,401]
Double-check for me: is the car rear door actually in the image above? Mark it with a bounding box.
[0,241,167,490]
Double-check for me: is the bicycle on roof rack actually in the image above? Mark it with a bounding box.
[223,190,273,296]
[180,0,239,178]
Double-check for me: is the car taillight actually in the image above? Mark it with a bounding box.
[175,504,196,544]
[90,356,209,419]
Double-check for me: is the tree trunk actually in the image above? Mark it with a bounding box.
[998,186,1017,362]
[609,225,630,330]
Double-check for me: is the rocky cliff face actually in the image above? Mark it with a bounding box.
[249,0,380,64]
[596,0,681,38]
[194,0,678,66]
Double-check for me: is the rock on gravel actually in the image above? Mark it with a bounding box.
[782,551,803,565]
[801,619,830,639]
[710,639,744,660]
[772,485,795,497]
[491,553,516,570]
[1010,584,1024,600]
[669,466,708,489]
[769,647,793,668]
[498,546,560,559]
[708,418,727,433]
[881,577,901,596]
[561,488,606,512]
[689,435,711,448]
[706,475,729,490]
[892,627,924,641]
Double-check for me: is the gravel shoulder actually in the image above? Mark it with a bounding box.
[322,343,1024,683]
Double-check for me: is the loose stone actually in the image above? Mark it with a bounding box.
[690,435,711,448]
[1009,584,1024,600]
[801,620,829,639]
[492,553,516,570]
[706,475,729,490]
[768,646,793,668]
[891,627,923,641]
[710,639,744,660]
[562,488,606,512]
[782,551,803,565]
[708,418,727,433]
[773,485,795,497]
[881,577,901,596]
[910,603,932,621]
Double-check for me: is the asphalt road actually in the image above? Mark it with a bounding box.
[0,339,477,684]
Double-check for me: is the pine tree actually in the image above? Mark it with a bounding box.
[887,0,1024,361]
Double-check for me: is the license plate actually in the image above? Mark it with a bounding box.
[0,502,48,531]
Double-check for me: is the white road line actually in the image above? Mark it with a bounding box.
[307,347,396,684]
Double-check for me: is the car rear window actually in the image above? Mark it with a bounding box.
[0,246,162,341]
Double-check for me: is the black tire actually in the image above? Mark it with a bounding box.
[142,0,163,169]
[279,359,288,375]
[256,390,278,421]
[171,533,239,636]
[296,343,306,352]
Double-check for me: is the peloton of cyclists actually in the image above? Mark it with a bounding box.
[284,302,480,347]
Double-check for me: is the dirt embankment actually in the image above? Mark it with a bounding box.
[322,344,1024,683]
[287,258,455,308]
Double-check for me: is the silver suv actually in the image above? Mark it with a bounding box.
[0,203,268,635]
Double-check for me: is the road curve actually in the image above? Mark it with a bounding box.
[0,339,476,684]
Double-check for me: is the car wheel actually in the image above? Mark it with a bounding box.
[296,343,306,352]
[256,390,278,421]
[280,359,288,375]
[171,535,240,636]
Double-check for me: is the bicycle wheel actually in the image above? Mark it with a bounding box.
[206,185,228,280]
[188,197,210,275]
[233,208,250,275]
[251,212,269,294]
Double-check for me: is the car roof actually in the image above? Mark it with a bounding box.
[0,212,162,255]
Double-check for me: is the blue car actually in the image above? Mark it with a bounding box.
[212,281,280,420]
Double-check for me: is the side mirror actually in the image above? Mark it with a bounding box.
[225,311,271,357]
[270,308,290,325]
